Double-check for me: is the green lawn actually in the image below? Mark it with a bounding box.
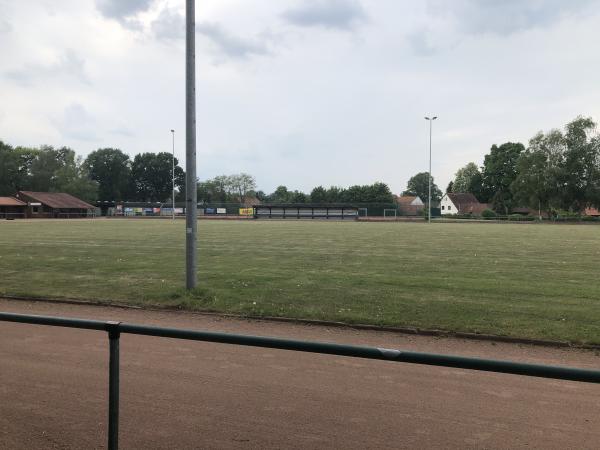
[1,219,599,343]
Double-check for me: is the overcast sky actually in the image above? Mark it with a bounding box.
[1,0,600,194]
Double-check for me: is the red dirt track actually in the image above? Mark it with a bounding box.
[1,299,599,449]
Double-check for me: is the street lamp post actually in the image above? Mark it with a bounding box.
[171,129,175,221]
[425,116,437,224]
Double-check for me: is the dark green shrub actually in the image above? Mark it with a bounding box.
[481,209,497,219]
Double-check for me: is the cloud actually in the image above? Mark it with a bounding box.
[4,50,90,86]
[431,0,596,36]
[0,19,10,34]
[282,0,367,30]
[110,127,135,137]
[95,0,154,21]
[54,103,98,142]
[196,22,270,60]
[152,6,185,41]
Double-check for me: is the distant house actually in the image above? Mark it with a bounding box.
[395,195,424,216]
[0,197,27,219]
[584,207,600,217]
[15,191,95,218]
[440,192,488,215]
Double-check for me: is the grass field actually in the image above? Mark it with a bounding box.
[1,219,599,344]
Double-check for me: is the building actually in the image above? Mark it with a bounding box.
[253,204,359,220]
[16,191,95,218]
[395,195,424,216]
[0,197,27,219]
[584,207,600,217]
[440,192,488,215]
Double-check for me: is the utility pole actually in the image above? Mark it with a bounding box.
[425,116,437,224]
[185,0,197,289]
[171,129,175,221]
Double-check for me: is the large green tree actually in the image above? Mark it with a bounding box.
[310,186,327,203]
[481,142,525,213]
[84,148,133,201]
[228,173,257,204]
[561,117,600,211]
[131,152,184,202]
[53,153,98,203]
[511,129,564,217]
[452,162,484,200]
[403,172,442,204]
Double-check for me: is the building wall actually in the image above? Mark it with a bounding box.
[440,194,457,215]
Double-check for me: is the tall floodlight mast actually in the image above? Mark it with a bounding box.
[185,0,198,289]
[424,116,437,224]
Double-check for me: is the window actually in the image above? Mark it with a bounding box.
[441,205,445,210]
[448,205,452,210]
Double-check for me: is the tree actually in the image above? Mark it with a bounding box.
[228,173,256,204]
[310,186,327,203]
[268,185,292,203]
[511,130,565,217]
[452,162,484,200]
[290,190,308,203]
[53,154,98,203]
[0,141,20,195]
[481,142,524,213]
[368,182,394,203]
[131,152,184,202]
[512,117,600,214]
[446,181,454,194]
[403,172,442,204]
[28,146,66,192]
[325,186,345,203]
[84,148,132,201]
[561,116,600,212]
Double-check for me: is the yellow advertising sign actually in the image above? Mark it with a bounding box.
[239,208,254,216]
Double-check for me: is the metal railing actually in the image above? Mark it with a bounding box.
[1,311,599,450]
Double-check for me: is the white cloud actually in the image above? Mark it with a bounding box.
[196,22,272,60]
[4,49,90,86]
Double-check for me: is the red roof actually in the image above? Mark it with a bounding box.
[447,192,479,207]
[0,196,26,207]
[396,195,421,206]
[17,191,94,209]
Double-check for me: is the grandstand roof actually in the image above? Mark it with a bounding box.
[0,197,26,207]
[17,191,94,209]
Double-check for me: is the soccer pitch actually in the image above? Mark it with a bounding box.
[1,219,599,344]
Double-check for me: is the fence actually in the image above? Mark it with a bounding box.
[1,311,599,450]
[0,212,26,219]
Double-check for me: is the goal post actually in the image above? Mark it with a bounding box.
[384,209,397,218]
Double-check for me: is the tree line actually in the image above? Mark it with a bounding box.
[0,145,192,203]
[0,140,395,206]
[2,115,597,213]
[198,177,395,205]
[444,116,600,215]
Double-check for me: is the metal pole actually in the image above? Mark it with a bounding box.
[171,129,175,221]
[107,322,121,450]
[425,116,437,224]
[428,119,432,224]
[185,0,198,289]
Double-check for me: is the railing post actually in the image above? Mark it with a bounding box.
[106,321,121,450]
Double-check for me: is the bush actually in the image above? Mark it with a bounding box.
[481,209,497,219]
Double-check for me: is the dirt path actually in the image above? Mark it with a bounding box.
[1,299,599,449]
